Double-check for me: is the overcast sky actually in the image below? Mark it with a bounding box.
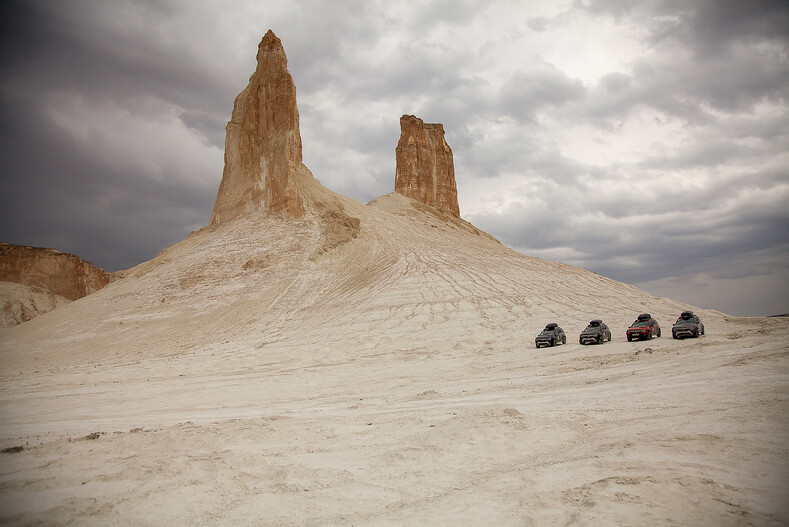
[1,0,787,316]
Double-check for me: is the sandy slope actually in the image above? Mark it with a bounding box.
[0,282,71,329]
[0,170,787,525]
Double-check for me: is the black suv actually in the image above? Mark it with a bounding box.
[626,313,661,341]
[579,319,612,345]
[672,310,705,339]
[535,323,567,348]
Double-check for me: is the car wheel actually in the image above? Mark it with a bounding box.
[701,326,705,335]
[562,335,566,345]
[627,335,632,342]
[550,339,556,347]
[657,328,662,337]
[647,331,653,340]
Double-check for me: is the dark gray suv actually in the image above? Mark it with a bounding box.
[535,323,567,348]
[579,319,612,345]
[672,311,705,339]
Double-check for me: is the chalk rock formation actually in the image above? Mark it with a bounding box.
[209,30,305,224]
[1,243,110,327]
[0,243,111,301]
[395,115,460,217]
[1,282,70,329]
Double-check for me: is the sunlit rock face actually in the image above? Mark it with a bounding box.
[395,114,460,218]
[0,243,110,327]
[0,243,110,302]
[209,30,305,224]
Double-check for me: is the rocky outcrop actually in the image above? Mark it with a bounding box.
[209,29,305,224]
[1,282,70,329]
[0,243,111,301]
[395,115,460,217]
[1,243,111,327]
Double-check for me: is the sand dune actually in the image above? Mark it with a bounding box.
[1,171,787,525]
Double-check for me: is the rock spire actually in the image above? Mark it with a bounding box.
[209,30,305,224]
[395,115,460,217]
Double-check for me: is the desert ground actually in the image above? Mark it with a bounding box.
[1,173,787,525]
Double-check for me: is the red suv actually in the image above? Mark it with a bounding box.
[626,313,661,341]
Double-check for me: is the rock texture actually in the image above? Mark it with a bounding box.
[209,30,305,224]
[1,282,70,329]
[0,243,111,302]
[395,115,460,217]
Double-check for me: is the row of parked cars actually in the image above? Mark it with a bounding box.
[534,311,705,348]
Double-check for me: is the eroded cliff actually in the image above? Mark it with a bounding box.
[395,115,460,217]
[0,243,111,301]
[0,243,110,327]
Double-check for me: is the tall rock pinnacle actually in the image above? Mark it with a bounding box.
[210,30,305,224]
[395,115,460,217]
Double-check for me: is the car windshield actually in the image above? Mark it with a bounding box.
[630,321,649,328]
[539,330,555,336]
[584,325,599,331]
[676,317,694,324]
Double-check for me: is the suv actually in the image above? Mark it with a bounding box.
[535,323,567,348]
[626,313,661,341]
[579,319,612,345]
[672,310,705,339]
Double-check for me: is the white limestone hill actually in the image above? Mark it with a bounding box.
[2,166,698,369]
[0,167,787,525]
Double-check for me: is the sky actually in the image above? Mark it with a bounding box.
[1,0,787,316]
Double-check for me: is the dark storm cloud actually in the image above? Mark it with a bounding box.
[0,90,213,270]
[262,1,384,95]
[475,0,789,314]
[580,0,789,125]
[655,0,789,55]
[1,0,786,315]
[0,1,237,116]
[179,110,227,149]
[0,0,222,270]
[470,183,789,287]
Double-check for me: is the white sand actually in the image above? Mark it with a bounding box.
[1,173,787,525]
